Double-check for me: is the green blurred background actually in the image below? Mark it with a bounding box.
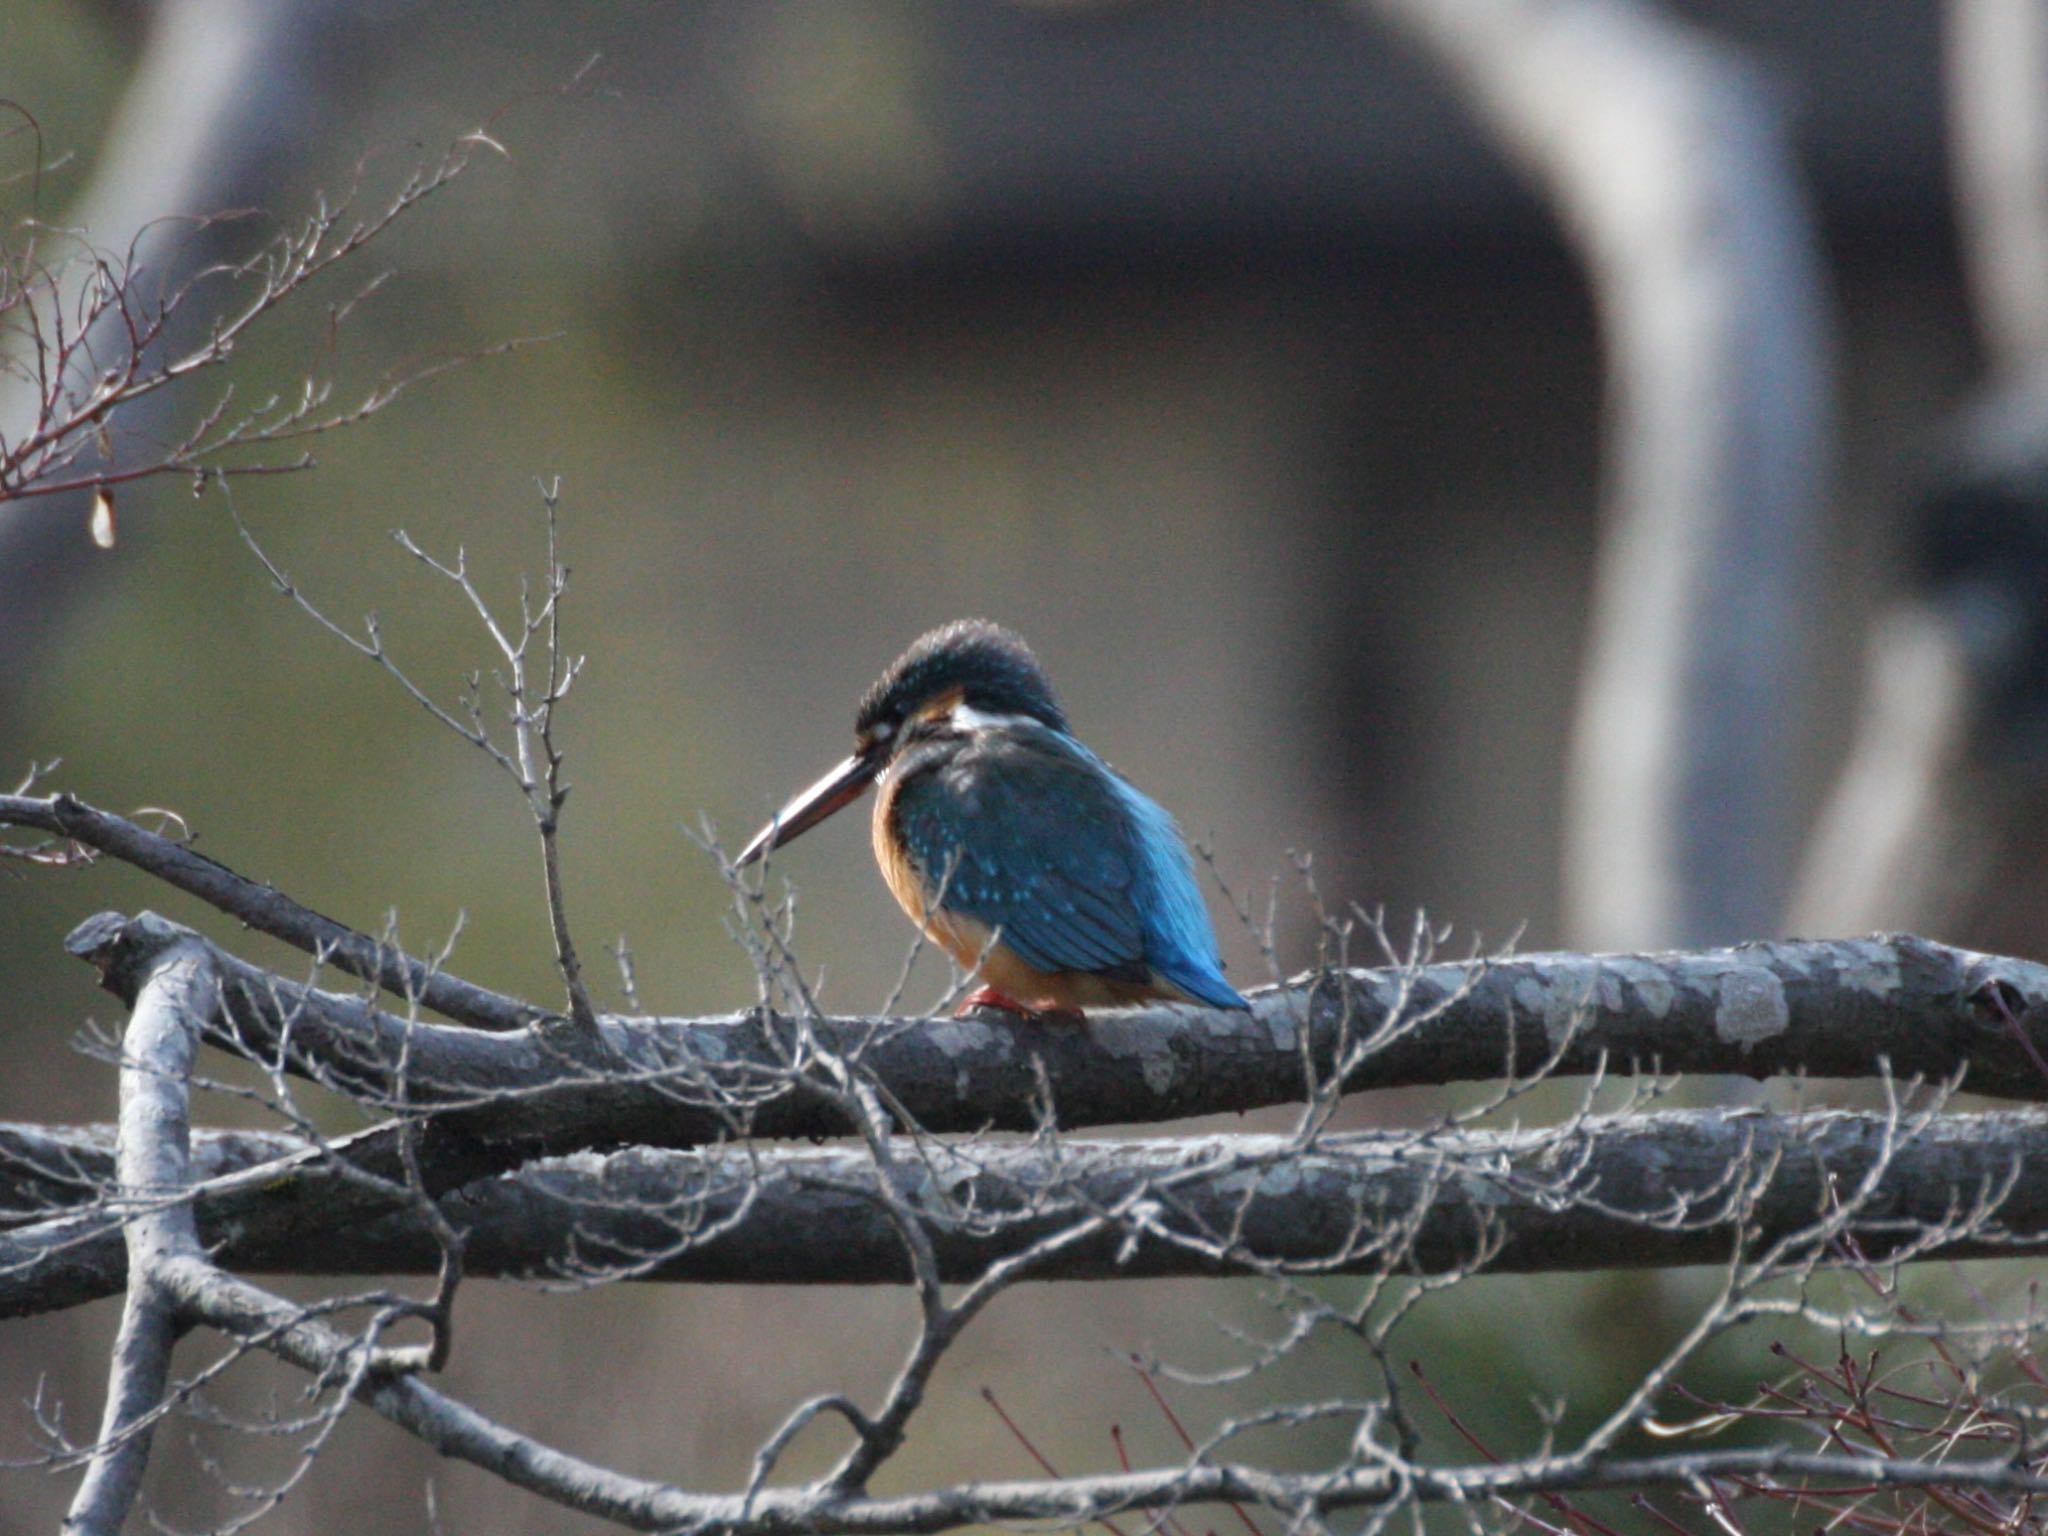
[0,2,2009,1531]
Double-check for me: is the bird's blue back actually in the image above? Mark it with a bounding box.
[888,722,1247,1009]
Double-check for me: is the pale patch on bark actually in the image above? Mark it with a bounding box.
[1714,967,1790,1049]
[1514,973,1592,1053]
[1085,1015,1179,1095]
[1832,939,1905,998]
[1603,955,1679,1017]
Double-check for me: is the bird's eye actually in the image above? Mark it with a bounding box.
[870,720,895,743]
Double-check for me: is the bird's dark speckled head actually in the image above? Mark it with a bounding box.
[734,620,1066,868]
[856,620,1068,743]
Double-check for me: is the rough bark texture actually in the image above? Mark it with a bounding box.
[67,912,2048,1151]
[3,1107,2044,1313]
[19,907,2048,1532]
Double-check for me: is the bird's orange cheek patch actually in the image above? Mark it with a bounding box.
[904,688,966,738]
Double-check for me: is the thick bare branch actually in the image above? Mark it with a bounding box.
[28,886,690,1531]
[60,912,2048,1150]
[20,898,2048,1532]
[3,1107,2046,1318]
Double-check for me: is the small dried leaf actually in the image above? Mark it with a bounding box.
[89,488,116,549]
[1643,1411,1741,1439]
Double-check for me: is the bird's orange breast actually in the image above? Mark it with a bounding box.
[869,779,1197,1012]
[873,776,982,966]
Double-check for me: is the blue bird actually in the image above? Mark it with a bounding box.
[735,620,1250,1017]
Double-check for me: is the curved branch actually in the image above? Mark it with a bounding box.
[0,794,544,1031]
[61,938,213,1534]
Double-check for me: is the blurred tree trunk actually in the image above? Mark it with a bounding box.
[1790,0,2048,953]
[1362,0,1834,950]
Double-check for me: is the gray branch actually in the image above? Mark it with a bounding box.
[35,899,710,1533]
[42,792,2048,1117]
[60,941,211,1536]
[12,910,2030,1319]
[0,793,544,1031]
[21,910,2048,1531]
[22,879,2048,1532]
[2,1106,2045,1319]
[62,911,2048,1153]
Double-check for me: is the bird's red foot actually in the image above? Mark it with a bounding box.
[955,986,1084,1023]
[956,985,1033,1018]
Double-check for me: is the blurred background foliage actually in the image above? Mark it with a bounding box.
[0,1,2020,1530]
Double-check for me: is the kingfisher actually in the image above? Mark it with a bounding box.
[735,619,1250,1017]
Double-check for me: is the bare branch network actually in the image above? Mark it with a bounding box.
[0,111,540,520]
[6,25,2048,1528]
[10,770,2048,1531]
[7,466,2048,1535]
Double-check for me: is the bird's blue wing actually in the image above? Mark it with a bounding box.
[890,728,1246,1008]
[1102,770,1248,1010]
[892,733,1149,982]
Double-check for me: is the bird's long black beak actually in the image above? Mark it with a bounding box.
[734,748,884,868]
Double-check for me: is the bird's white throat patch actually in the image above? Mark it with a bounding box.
[949,703,1037,733]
